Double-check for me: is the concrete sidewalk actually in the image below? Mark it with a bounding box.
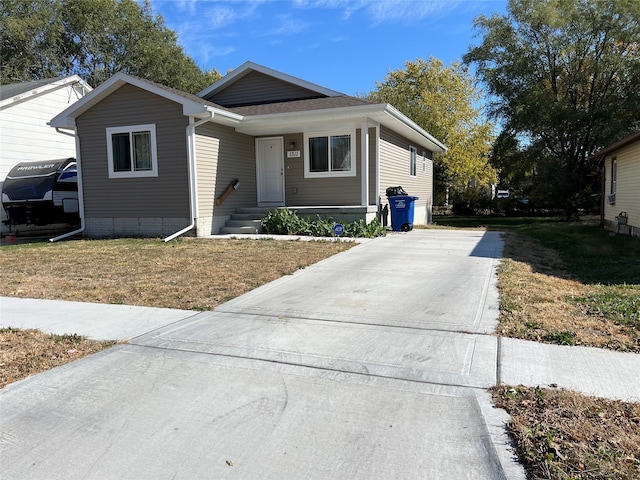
[1,229,638,479]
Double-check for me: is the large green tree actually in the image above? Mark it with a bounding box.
[367,57,497,201]
[465,0,640,214]
[1,0,220,92]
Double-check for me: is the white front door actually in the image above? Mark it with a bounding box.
[256,137,285,206]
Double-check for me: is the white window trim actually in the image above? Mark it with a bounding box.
[611,157,617,194]
[303,129,357,178]
[106,124,158,179]
[422,151,427,172]
[409,146,417,177]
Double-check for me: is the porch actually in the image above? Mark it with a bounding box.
[217,205,380,235]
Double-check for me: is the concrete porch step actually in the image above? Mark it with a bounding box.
[220,225,264,234]
[226,219,262,228]
[219,207,272,235]
[235,207,272,215]
[230,213,265,221]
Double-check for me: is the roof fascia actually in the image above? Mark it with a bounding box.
[0,75,92,110]
[50,72,226,128]
[236,103,447,153]
[204,106,244,126]
[197,61,343,99]
[587,131,640,162]
[383,104,447,152]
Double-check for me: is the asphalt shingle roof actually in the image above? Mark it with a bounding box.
[228,96,374,116]
[0,77,69,101]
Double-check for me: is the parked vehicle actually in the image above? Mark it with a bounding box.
[1,158,79,231]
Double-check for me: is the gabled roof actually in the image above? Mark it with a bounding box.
[48,64,446,153]
[588,131,640,162]
[197,61,342,100]
[50,72,242,129]
[0,75,91,109]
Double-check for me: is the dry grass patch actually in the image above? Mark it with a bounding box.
[493,385,640,479]
[0,238,353,310]
[0,327,115,388]
[498,233,640,352]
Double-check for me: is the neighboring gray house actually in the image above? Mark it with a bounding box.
[0,75,91,231]
[50,62,446,239]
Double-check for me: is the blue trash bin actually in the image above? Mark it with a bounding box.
[388,195,419,232]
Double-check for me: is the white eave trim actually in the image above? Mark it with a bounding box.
[197,61,343,99]
[204,106,244,126]
[383,104,447,152]
[49,72,241,129]
[0,75,92,110]
[235,103,447,153]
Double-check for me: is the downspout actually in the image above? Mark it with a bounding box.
[50,128,85,242]
[375,123,381,213]
[360,121,369,207]
[163,111,213,242]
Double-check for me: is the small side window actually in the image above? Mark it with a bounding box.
[611,157,617,194]
[410,146,417,177]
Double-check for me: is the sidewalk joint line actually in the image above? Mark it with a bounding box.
[130,343,492,392]
[212,309,496,337]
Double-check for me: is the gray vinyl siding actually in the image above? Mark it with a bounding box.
[204,71,322,107]
[195,123,256,218]
[283,131,361,206]
[379,126,433,208]
[76,84,189,218]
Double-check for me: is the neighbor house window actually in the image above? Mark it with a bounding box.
[304,131,355,177]
[106,124,158,178]
[422,152,427,172]
[410,146,417,177]
[610,157,617,194]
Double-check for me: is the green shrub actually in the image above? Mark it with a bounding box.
[261,209,386,238]
[261,208,305,235]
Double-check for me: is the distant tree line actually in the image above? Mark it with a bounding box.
[366,57,497,208]
[465,0,640,217]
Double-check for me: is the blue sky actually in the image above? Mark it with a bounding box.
[149,0,508,96]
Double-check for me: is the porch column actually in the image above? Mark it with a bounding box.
[360,121,369,207]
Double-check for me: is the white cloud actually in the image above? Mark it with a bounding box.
[261,14,309,36]
[366,0,462,24]
[292,0,462,24]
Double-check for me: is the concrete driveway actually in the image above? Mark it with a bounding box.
[1,230,526,479]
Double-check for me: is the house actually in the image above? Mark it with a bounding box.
[589,131,640,237]
[50,62,446,239]
[0,76,92,231]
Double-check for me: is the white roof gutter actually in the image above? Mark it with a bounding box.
[382,104,447,152]
[236,103,447,153]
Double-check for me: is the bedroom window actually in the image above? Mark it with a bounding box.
[410,146,417,177]
[304,131,355,177]
[106,124,158,178]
